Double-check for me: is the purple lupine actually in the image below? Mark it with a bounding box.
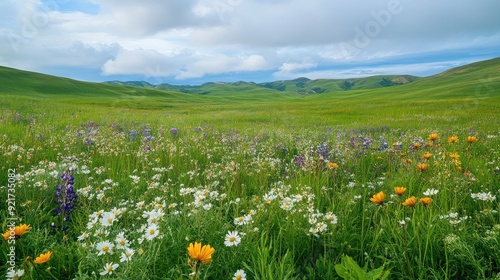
[170,127,180,137]
[141,125,151,136]
[295,155,305,167]
[54,169,78,231]
[129,130,138,141]
[316,144,330,158]
[359,136,373,148]
[379,136,388,150]
[84,138,94,145]
[142,126,154,142]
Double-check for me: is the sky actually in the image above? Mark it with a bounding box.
[1,0,500,85]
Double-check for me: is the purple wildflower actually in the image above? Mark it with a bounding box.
[129,130,138,141]
[54,169,78,231]
[379,136,388,150]
[84,138,94,145]
[170,127,180,137]
[359,136,373,148]
[316,144,330,158]
[295,155,305,167]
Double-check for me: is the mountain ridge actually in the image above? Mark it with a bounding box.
[103,74,420,95]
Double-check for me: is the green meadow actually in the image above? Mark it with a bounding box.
[1,58,500,279]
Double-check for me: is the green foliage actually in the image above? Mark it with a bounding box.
[335,255,390,280]
[1,58,500,279]
[243,233,296,280]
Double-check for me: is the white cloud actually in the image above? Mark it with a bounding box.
[177,54,269,79]
[279,62,317,72]
[102,49,180,77]
[1,0,500,83]
[87,0,203,36]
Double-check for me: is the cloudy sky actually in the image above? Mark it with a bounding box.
[1,0,499,85]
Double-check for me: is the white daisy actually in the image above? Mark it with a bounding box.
[96,241,114,256]
[233,269,246,280]
[115,232,130,249]
[224,231,241,247]
[203,203,212,210]
[325,212,338,224]
[144,224,160,241]
[423,188,439,196]
[100,263,119,275]
[99,212,116,227]
[77,231,89,241]
[6,269,25,279]
[142,209,164,224]
[120,248,135,262]
[234,215,251,226]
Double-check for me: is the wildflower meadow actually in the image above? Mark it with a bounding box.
[1,92,500,280]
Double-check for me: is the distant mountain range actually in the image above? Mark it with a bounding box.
[104,75,419,95]
[1,57,499,104]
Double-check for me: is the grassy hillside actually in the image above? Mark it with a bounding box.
[0,66,206,107]
[1,57,499,130]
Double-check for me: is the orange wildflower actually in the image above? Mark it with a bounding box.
[428,133,439,141]
[402,196,417,207]
[449,153,460,160]
[33,251,52,264]
[448,135,459,143]
[187,242,215,265]
[1,231,9,240]
[369,191,385,205]
[327,162,339,169]
[2,224,31,240]
[423,153,433,160]
[394,187,407,196]
[417,163,429,172]
[466,136,477,143]
[420,197,433,206]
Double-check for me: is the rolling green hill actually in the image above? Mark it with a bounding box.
[1,57,499,132]
[0,66,207,108]
[1,57,499,110]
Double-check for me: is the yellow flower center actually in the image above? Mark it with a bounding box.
[236,276,242,280]
[107,218,113,223]
[107,265,113,272]
[149,229,155,235]
[120,240,125,245]
[102,246,109,252]
[229,237,236,242]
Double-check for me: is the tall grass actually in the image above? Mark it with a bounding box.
[1,92,499,279]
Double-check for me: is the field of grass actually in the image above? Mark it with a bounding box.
[1,58,500,279]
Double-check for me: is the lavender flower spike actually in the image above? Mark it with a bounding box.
[54,169,78,231]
